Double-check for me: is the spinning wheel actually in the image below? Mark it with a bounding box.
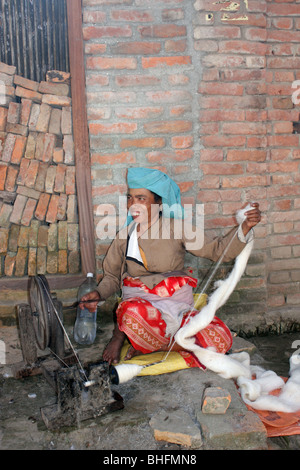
[29,275,64,356]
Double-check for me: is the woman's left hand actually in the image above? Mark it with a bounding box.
[242,202,261,235]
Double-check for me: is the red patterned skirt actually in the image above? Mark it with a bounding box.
[116,276,233,369]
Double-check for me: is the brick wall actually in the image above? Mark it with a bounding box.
[83,0,300,335]
[0,64,80,304]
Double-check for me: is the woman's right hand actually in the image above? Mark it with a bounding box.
[79,290,101,312]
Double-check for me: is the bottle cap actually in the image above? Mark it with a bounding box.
[87,272,94,277]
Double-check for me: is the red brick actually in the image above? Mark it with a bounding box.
[268,83,294,96]
[222,122,267,135]
[83,10,106,23]
[17,158,30,185]
[63,135,74,164]
[41,133,56,162]
[15,247,28,276]
[21,198,37,226]
[120,137,166,148]
[91,151,136,165]
[273,121,293,134]
[111,41,161,55]
[7,102,20,124]
[168,74,189,86]
[83,25,132,40]
[20,99,32,126]
[11,135,27,165]
[53,147,64,163]
[171,136,193,149]
[58,249,68,274]
[227,149,266,162]
[142,56,191,68]
[42,94,71,107]
[267,57,300,69]
[200,149,223,161]
[54,163,66,193]
[246,110,267,121]
[57,193,68,220]
[14,75,39,91]
[10,194,27,224]
[144,120,192,134]
[199,82,244,96]
[222,175,269,188]
[4,165,18,192]
[224,13,266,27]
[268,162,299,173]
[0,62,16,75]
[199,109,245,122]
[89,122,137,134]
[162,8,184,21]
[194,40,218,52]
[146,90,191,103]
[194,25,240,40]
[6,122,28,137]
[117,75,161,89]
[2,133,17,162]
[25,159,39,188]
[92,184,127,198]
[34,162,48,192]
[268,30,300,43]
[86,57,137,70]
[86,91,135,105]
[84,43,107,55]
[35,193,50,221]
[165,39,186,53]
[111,10,154,22]
[139,24,186,38]
[35,103,51,132]
[46,71,71,84]
[170,105,192,116]
[272,17,293,30]
[0,107,8,131]
[115,106,163,119]
[38,81,70,97]
[87,108,111,121]
[0,163,7,190]
[4,253,16,277]
[221,69,264,81]
[15,86,42,103]
[65,166,76,195]
[219,40,266,55]
[268,135,299,147]
[46,194,60,223]
[146,150,193,163]
[201,163,243,175]
[202,135,246,147]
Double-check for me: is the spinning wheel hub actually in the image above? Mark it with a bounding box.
[29,275,64,356]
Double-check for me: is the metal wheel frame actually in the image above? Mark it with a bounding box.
[29,275,53,350]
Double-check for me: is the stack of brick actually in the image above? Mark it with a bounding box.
[0,62,80,278]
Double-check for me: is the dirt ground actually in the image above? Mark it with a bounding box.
[1,312,300,451]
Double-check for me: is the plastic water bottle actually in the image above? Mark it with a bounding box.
[74,273,97,345]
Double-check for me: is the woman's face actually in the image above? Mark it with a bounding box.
[127,188,161,226]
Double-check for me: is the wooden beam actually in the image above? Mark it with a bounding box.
[0,274,86,291]
[66,0,96,276]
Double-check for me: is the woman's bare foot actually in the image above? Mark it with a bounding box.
[102,327,126,365]
[124,345,143,361]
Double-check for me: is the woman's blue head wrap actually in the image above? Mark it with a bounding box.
[126,167,183,225]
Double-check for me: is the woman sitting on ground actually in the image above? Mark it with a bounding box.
[80,167,261,369]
